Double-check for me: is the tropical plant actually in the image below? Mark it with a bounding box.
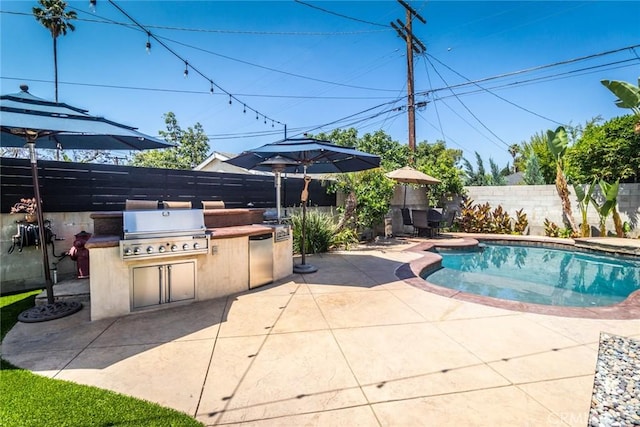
[457,199,516,234]
[490,205,512,234]
[290,209,335,255]
[543,218,560,238]
[508,144,521,172]
[517,131,555,183]
[601,78,640,133]
[513,209,528,235]
[565,115,640,183]
[591,180,622,237]
[574,181,596,237]
[33,0,77,102]
[547,126,579,235]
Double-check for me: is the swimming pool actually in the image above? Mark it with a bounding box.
[423,244,640,307]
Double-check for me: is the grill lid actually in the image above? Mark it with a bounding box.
[123,209,206,239]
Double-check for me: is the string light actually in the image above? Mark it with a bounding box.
[107,0,286,130]
[272,120,274,128]
[263,115,267,124]
[243,104,246,113]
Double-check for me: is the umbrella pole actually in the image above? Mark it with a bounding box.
[17,138,82,322]
[275,170,282,222]
[28,141,54,305]
[293,166,317,274]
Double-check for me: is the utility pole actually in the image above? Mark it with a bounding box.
[391,0,426,153]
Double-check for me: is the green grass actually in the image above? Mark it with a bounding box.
[0,291,203,427]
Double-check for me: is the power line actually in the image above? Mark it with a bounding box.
[160,34,400,93]
[425,54,564,126]
[293,0,389,28]
[425,56,511,150]
[1,9,390,36]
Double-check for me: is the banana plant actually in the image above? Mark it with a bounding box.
[547,126,579,235]
[601,78,640,133]
[591,180,620,237]
[573,180,596,237]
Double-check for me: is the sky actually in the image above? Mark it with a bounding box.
[1,1,639,168]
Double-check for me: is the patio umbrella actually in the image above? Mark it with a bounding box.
[385,166,440,207]
[1,85,175,322]
[225,137,380,274]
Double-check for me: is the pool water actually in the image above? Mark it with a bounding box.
[423,244,640,307]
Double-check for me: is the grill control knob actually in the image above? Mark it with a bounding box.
[133,247,141,255]
[193,242,200,250]
[124,248,133,256]
[158,246,166,253]
[146,246,154,254]
[182,243,189,250]
[171,244,178,252]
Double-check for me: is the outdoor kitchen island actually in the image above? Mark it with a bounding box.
[85,208,293,321]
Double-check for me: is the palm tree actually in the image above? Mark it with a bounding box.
[33,0,77,102]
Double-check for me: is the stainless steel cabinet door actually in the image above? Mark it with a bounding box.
[132,265,163,309]
[167,261,195,302]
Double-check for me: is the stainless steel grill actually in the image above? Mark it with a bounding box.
[120,209,209,261]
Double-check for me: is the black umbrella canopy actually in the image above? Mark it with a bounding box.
[225,137,381,174]
[225,137,381,274]
[0,85,174,321]
[0,85,174,150]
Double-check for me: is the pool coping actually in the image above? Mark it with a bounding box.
[396,234,640,320]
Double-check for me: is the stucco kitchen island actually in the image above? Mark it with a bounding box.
[85,209,293,321]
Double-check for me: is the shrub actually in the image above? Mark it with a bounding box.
[458,199,523,234]
[290,209,335,254]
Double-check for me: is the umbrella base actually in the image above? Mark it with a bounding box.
[293,263,318,274]
[18,301,83,323]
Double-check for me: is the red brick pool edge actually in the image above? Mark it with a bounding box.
[396,235,640,320]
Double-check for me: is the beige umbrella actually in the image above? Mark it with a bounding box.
[385,166,440,207]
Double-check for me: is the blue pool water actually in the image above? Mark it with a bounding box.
[423,244,640,307]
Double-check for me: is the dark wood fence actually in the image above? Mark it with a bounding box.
[0,158,335,213]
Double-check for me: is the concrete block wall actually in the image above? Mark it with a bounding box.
[465,183,640,237]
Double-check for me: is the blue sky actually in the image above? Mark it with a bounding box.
[1,1,639,168]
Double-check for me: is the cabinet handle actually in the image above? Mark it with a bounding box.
[167,265,172,303]
[158,266,163,305]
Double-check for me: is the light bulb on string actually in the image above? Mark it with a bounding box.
[243,105,246,113]
[264,116,267,124]
[183,61,189,78]
[89,0,96,12]
[145,32,151,54]
[256,112,259,120]
[272,120,274,128]
[209,80,214,95]
[228,95,232,105]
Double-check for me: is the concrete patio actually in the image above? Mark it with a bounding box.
[2,238,639,426]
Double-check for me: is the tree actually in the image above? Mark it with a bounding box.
[462,152,508,186]
[33,0,77,102]
[565,114,640,183]
[414,140,465,205]
[522,153,545,185]
[508,144,521,172]
[129,112,210,169]
[518,131,555,184]
[547,126,579,235]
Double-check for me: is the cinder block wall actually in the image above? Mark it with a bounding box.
[465,183,640,237]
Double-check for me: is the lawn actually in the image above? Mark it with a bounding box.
[0,291,203,427]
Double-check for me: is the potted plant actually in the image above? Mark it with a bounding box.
[10,197,38,222]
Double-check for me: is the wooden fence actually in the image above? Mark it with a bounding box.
[0,158,335,213]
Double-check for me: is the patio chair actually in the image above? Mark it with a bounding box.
[411,209,432,237]
[201,201,225,209]
[427,208,444,236]
[401,208,416,236]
